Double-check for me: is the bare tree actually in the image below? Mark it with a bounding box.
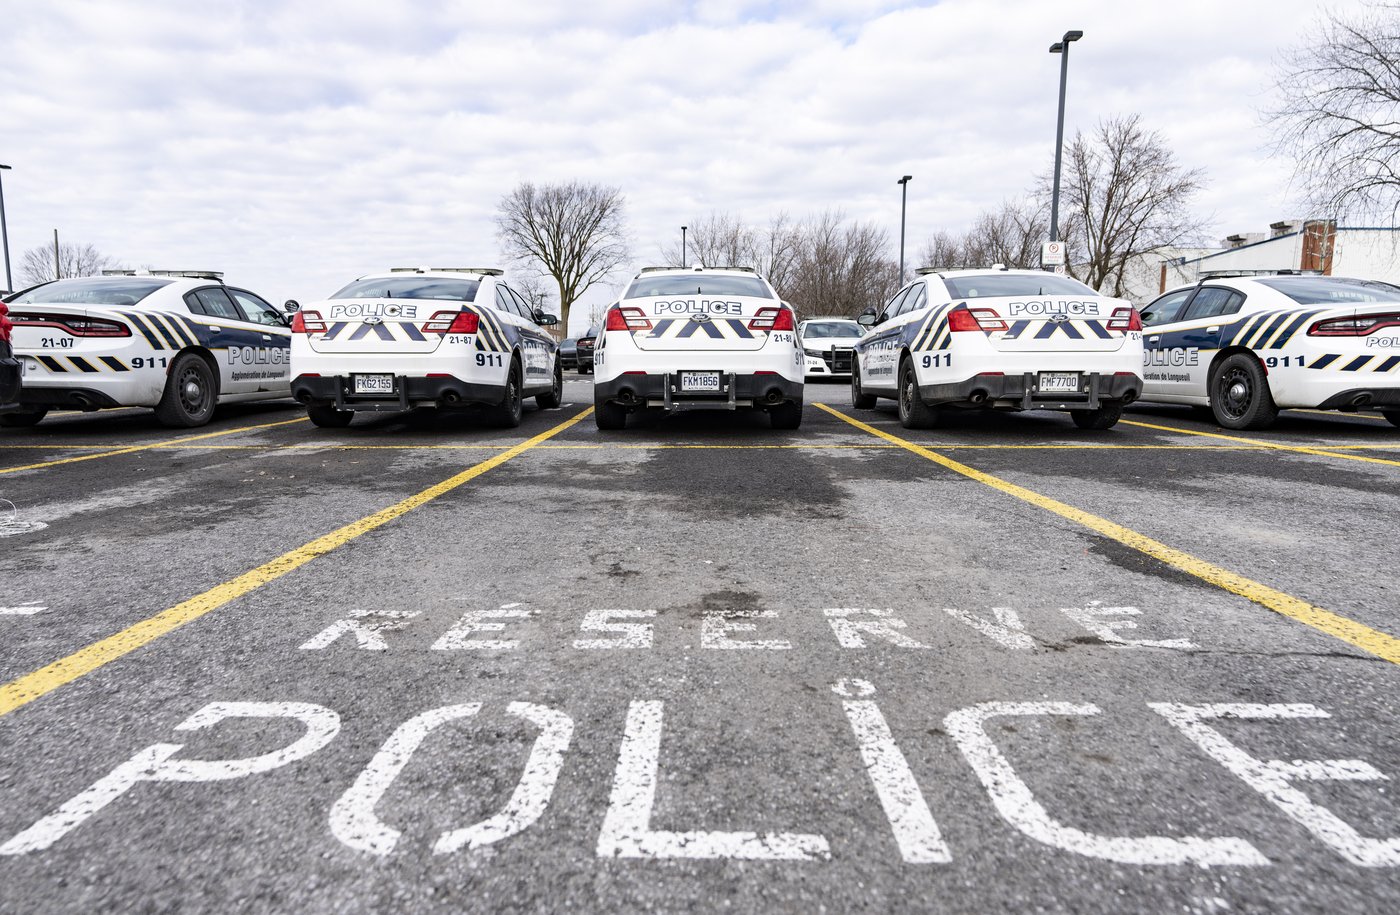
[1270,1,1400,220]
[1050,115,1207,296]
[659,211,802,300]
[495,181,630,334]
[18,242,120,286]
[786,211,900,318]
[918,199,1047,272]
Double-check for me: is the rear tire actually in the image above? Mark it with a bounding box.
[1210,353,1278,430]
[769,399,802,430]
[1383,410,1400,429]
[536,362,563,409]
[1071,403,1124,430]
[154,353,217,428]
[493,359,524,428]
[851,358,877,409]
[0,408,48,428]
[595,397,627,430]
[307,404,354,428]
[897,357,938,429]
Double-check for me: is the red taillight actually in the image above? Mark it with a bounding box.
[291,310,327,334]
[0,303,10,342]
[1107,307,1142,332]
[421,309,478,334]
[948,306,981,332]
[748,306,795,331]
[1308,313,1400,336]
[8,312,131,337]
[606,306,652,331]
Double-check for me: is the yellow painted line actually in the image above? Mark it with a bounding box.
[0,407,594,718]
[817,403,1400,665]
[0,418,310,475]
[1121,419,1400,469]
[1291,409,1391,423]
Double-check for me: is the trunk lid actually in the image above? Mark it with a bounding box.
[962,295,1134,353]
[624,296,781,352]
[304,298,450,355]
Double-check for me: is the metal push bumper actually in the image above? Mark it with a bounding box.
[595,371,803,411]
[291,374,506,412]
[920,371,1142,411]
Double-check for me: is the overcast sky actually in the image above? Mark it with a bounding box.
[0,0,1364,330]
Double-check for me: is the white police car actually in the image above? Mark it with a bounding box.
[592,266,804,430]
[852,267,1144,429]
[3,271,291,428]
[1138,273,1400,429]
[798,318,865,379]
[289,268,561,428]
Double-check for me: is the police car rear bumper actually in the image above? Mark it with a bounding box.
[921,371,1142,410]
[596,372,803,409]
[292,374,505,411]
[1315,387,1400,410]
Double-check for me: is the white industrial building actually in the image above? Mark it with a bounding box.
[1113,221,1400,305]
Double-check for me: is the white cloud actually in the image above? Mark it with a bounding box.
[0,0,1369,329]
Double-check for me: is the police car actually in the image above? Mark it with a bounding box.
[1137,273,1400,429]
[798,318,865,379]
[592,266,804,430]
[852,267,1144,429]
[289,268,561,428]
[3,271,291,428]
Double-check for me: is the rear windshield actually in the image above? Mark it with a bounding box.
[1256,277,1400,305]
[802,321,863,338]
[942,274,1096,299]
[331,277,481,301]
[623,275,774,299]
[10,277,171,306]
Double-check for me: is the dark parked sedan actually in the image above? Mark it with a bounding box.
[559,337,579,370]
[577,323,600,374]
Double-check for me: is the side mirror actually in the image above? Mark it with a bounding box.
[284,300,301,312]
[857,312,877,327]
[535,311,559,326]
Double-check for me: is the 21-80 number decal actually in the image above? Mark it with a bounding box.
[920,354,951,369]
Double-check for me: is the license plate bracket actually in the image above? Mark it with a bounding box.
[679,371,722,393]
[352,374,395,395]
[1037,371,1080,394]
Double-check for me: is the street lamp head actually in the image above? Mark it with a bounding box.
[897,175,912,185]
[0,164,11,170]
[1063,30,1083,42]
[1049,42,1063,53]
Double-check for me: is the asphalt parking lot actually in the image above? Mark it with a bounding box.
[2,374,1399,913]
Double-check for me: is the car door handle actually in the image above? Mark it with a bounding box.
[1148,335,1160,342]
[261,334,273,341]
[1206,326,1221,333]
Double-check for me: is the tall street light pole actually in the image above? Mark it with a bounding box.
[896,175,912,283]
[1048,29,1083,247]
[0,164,12,291]
[681,226,687,266]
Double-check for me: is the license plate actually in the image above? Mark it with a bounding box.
[679,371,722,392]
[353,374,394,395]
[1038,372,1080,393]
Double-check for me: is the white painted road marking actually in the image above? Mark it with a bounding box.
[596,700,830,860]
[824,608,928,649]
[1150,703,1400,866]
[944,701,1267,867]
[299,610,421,650]
[574,609,656,649]
[1060,604,1198,650]
[839,686,951,863]
[0,606,46,616]
[0,702,340,855]
[943,606,1035,650]
[701,609,792,650]
[432,605,533,651]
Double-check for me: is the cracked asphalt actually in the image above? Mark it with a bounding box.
[1,376,1399,913]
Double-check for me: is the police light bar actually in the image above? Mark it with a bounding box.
[1198,269,1324,279]
[638,266,683,274]
[914,267,943,276]
[101,269,224,281]
[389,267,504,276]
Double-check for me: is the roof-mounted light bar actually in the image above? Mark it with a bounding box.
[102,269,225,282]
[1197,268,1324,279]
[389,266,504,276]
